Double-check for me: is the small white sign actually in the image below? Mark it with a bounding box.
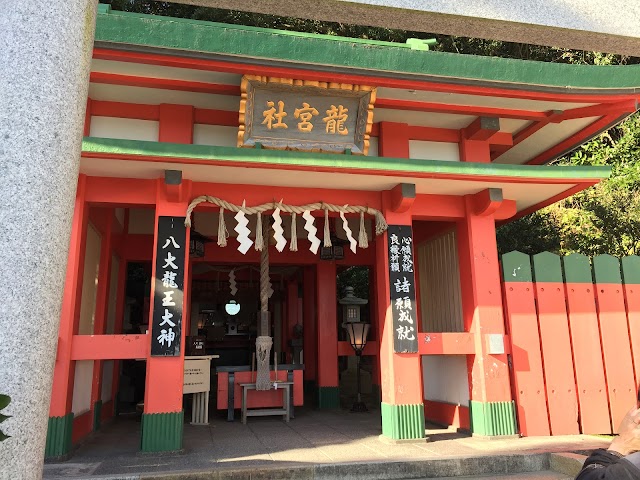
[183,359,210,394]
[487,334,505,355]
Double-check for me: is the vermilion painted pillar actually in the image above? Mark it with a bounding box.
[46,175,89,458]
[457,196,516,436]
[302,267,317,395]
[90,209,114,432]
[369,267,381,404]
[141,179,192,452]
[316,261,339,408]
[142,108,193,451]
[111,211,129,415]
[286,281,299,363]
[377,193,425,440]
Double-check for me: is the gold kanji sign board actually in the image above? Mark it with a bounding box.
[238,76,376,155]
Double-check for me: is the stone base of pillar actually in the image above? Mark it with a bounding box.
[469,400,518,437]
[45,413,73,459]
[381,402,425,440]
[317,386,340,409]
[93,400,102,432]
[140,411,184,453]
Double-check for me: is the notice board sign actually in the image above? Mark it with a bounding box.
[238,75,376,155]
[387,225,418,353]
[183,358,210,394]
[151,216,187,356]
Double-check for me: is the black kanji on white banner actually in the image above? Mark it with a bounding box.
[151,216,187,356]
[387,225,418,353]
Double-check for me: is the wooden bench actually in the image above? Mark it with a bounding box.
[240,382,293,424]
[216,364,304,422]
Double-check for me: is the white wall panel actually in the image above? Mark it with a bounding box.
[193,124,237,147]
[409,140,459,162]
[90,116,159,142]
[72,360,94,415]
[79,224,101,335]
[422,355,469,406]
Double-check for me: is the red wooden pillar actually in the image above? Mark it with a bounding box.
[285,280,298,361]
[89,209,114,432]
[110,211,129,414]
[141,179,192,452]
[141,103,194,452]
[377,193,425,440]
[46,175,88,458]
[457,195,516,436]
[369,266,381,404]
[459,117,496,163]
[316,261,339,408]
[302,266,317,393]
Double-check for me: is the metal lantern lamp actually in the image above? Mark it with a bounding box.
[189,230,210,258]
[340,286,369,412]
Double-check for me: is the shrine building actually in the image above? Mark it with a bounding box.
[45,4,639,457]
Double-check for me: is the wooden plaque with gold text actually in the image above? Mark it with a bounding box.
[238,76,376,155]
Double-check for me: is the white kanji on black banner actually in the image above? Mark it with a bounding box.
[151,217,186,356]
[387,225,418,353]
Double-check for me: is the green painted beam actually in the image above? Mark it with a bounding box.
[82,137,611,182]
[94,8,640,92]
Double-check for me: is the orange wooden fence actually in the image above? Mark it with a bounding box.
[501,252,640,436]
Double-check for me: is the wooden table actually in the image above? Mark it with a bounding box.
[240,382,293,424]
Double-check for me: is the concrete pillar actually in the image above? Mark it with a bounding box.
[0,2,97,477]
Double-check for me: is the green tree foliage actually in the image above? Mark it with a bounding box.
[0,394,11,441]
[103,0,640,257]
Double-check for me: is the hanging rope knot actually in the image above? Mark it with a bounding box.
[323,207,332,247]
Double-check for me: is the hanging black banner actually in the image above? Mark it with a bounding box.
[151,216,187,356]
[387,225,418,353]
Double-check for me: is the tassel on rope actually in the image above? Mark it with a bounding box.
[290,212,298,251]
[254,213,264,251]
[323,208,332,247]
[358,211,369,249]
[217,207,228,247]
[374,209,388,235]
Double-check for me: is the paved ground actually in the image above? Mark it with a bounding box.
[44,407,605,479]
[424,474,571,480]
